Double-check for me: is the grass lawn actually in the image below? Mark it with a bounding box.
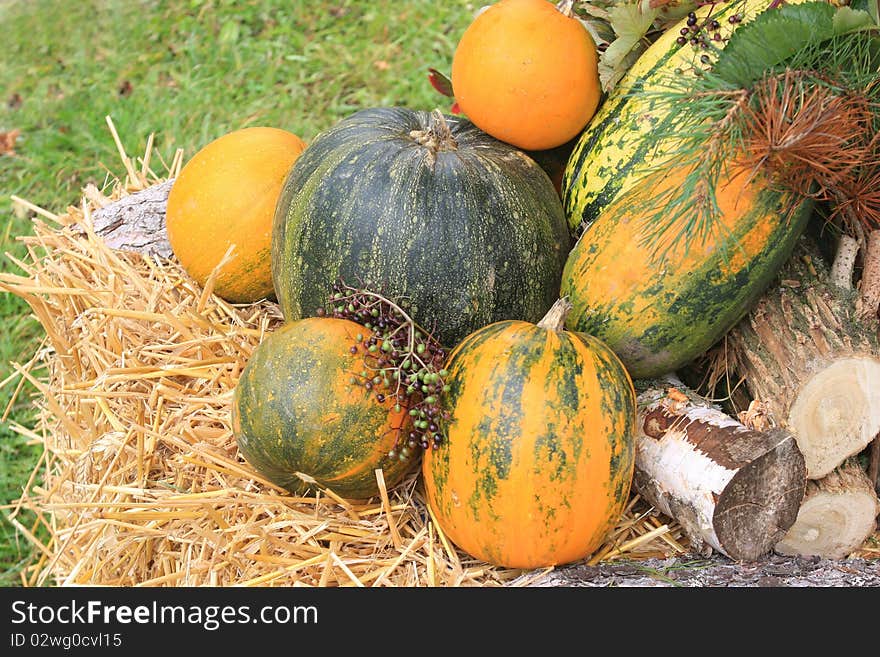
[0,0,476,586]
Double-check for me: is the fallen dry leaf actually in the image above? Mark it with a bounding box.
[0,129,21,156]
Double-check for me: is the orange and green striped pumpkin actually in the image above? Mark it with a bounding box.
[421,299,637,569]
[232,317,414,500]
[561,165,813,380]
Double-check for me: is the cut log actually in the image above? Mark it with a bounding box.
[634,381,806,562]
[723,236,880,479]
[775,458,880,559]
[75,178,174,258]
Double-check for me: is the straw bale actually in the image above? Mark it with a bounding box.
[2,127,872,586]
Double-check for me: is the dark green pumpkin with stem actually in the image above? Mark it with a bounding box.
[271,106,572,349]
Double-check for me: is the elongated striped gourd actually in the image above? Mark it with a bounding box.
[560,0,816,379]
[422,299,637,569]
[561,166,813,379]
[562,0,809,232]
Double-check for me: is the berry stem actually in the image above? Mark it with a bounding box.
[323,281,451,455]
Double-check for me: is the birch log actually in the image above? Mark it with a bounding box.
[74,178,174,257]
[724,236,880,479]
[775,458,880,559]
[634,382,806,562]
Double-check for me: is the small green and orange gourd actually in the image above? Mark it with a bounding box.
[232,317,414,500]
[422,298,637,569]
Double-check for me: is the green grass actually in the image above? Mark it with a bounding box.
[0,0,475,586]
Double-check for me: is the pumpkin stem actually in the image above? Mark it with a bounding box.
[537,297,573,332]
[410,109,458,153]
[555,0,576,18]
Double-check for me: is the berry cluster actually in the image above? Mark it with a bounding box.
[317,281,451,460]
[674,3,742,51]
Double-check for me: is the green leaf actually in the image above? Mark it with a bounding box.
[713,1,880,88]
[831,5,876,33]
[598,0,658,92]
[849,0,880,24]
[712,2,838,87]
[218,19,240,45]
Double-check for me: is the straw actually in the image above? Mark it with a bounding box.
[6,125,862,587]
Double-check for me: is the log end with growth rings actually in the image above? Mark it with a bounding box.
[775,459,880,559]
[788,356,880,479]
[712,428,806,562]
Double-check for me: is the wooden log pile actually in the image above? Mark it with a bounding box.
[651,233,880,561]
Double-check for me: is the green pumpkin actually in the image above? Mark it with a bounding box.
[271,107,571,348]
[232,317,414,500]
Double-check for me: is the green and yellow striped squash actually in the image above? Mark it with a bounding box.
[232,317,414,500]
[560,165,813,379]
[562,0,809,232]
[422,299,637,569]
[272,107,571,350]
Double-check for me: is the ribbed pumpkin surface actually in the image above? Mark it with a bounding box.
[272,107,571,349]
[422,307,636,569]
[232,317,413,500]
[561,166,813,379]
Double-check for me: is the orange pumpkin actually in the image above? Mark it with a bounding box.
[166,126,307,303]
[450,0,601,151]
[421,299,637,569]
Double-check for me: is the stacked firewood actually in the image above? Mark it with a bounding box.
[634,230,880,561]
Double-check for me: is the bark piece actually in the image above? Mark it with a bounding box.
[78,178,174,258]
[869,436,880,496]
[775,458,880,559]
[725,237,880,479]
[634,382,806,562]
[830,233,858,291]
[856,229,880,321]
